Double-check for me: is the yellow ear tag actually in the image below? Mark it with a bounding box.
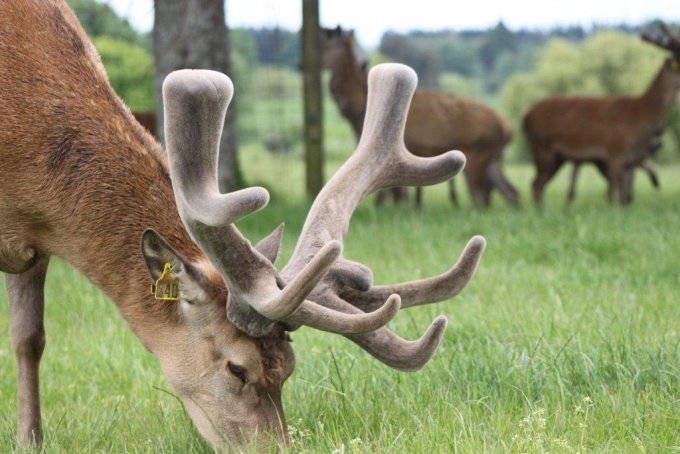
[151,262,179,301]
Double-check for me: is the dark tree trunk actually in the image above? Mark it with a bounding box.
[153,0,241,191]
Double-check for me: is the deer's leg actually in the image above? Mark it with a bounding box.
[375,189,388,206]
[462,155,492,209]
[391,186,408,203]
[640,161,660,188]
[486,159,518,206]
[464,171,492,209]
[532,154,564,205]
[593,160,608,178]
[606,161,626,204]
[620,167,635,205]
[566,162,581,204]
[448,178,459,207]
[5,256,49,448]
[414,187,423,209]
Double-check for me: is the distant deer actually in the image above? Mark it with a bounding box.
[1,1,486,450]
[524,23,680,205]
[321,26,518,208]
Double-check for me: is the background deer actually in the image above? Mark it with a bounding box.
[524,23,680,205]
[0,1,486,449]
[321,26,519,209]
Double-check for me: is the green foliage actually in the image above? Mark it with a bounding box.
[92,37,154,112]
[234,67,356,162]
[67,0,149,48]
[235,66,304,152]
[66,0,154,112]
[379,32,441,88]
[241,27,300,69]
[439,72,484,99]
[481,22,517,60]
[498,74,546,161]
[479,21,517,75]
[432,37,481,77]
[230,29,259,106]
[581,32,665,93]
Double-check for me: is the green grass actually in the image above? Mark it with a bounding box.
[2,155,680,452]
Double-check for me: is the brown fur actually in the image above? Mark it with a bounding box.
[524,59,680,205]
[321,27,518,208]
[1,1,292,449]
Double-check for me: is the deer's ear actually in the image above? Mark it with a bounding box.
[141,229,188,281]
[141,229,221,328]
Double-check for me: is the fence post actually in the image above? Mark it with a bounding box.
[301,0,324,197]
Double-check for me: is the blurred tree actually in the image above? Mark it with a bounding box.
[533,38,593,94]
[65,1,154,113]
[479,21,518,91]
[434,38,480,76]
[153,0,241,191]
[93,37,154,111]
[379,32,440,88]
[248,27,300,68]
[581,32,664,94]
[67,0,148,47]
[439,72,483,98]
[479,21,517,70]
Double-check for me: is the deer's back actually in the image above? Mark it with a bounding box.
[0,0,188,274]
[523,94,645,159]
[405,90,510,156]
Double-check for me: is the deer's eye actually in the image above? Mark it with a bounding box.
[227,362,247,384]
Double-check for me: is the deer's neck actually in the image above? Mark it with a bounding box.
[1,0,206,353]
[328,59,368,141]
[43,105,204,350]
[639,62,678,130]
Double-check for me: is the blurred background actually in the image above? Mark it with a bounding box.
[68,0,680,191]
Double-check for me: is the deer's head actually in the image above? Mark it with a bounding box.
[642,22,680,86]
[321,26,367,74]
[142,65,485,449]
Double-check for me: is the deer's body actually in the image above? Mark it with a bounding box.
[322,27,518,208]
[2,1,486,449]
[525,56,680,205]
[1,1,288,446]
[0,0,197,304]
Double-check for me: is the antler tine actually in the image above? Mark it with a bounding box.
[163,70,402,337]
[308,291,449,371]
[641,22,680,54]
[283,64,466,279]
[163,70,269,226]
[275,63,484,371]
[341,236,486,312]
[164,70,357,336]
[348,317,449,371]
[659,22,680,46]
[359,64,467,188]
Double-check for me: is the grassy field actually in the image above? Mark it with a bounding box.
[1,152,680,452]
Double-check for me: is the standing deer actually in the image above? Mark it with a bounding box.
[321,26,519,209]
[1,1,486,449]
[524,23,680,205]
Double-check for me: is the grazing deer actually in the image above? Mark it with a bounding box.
[524,23,680,205]
[321,26,519,209]
[1,1,486,449]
